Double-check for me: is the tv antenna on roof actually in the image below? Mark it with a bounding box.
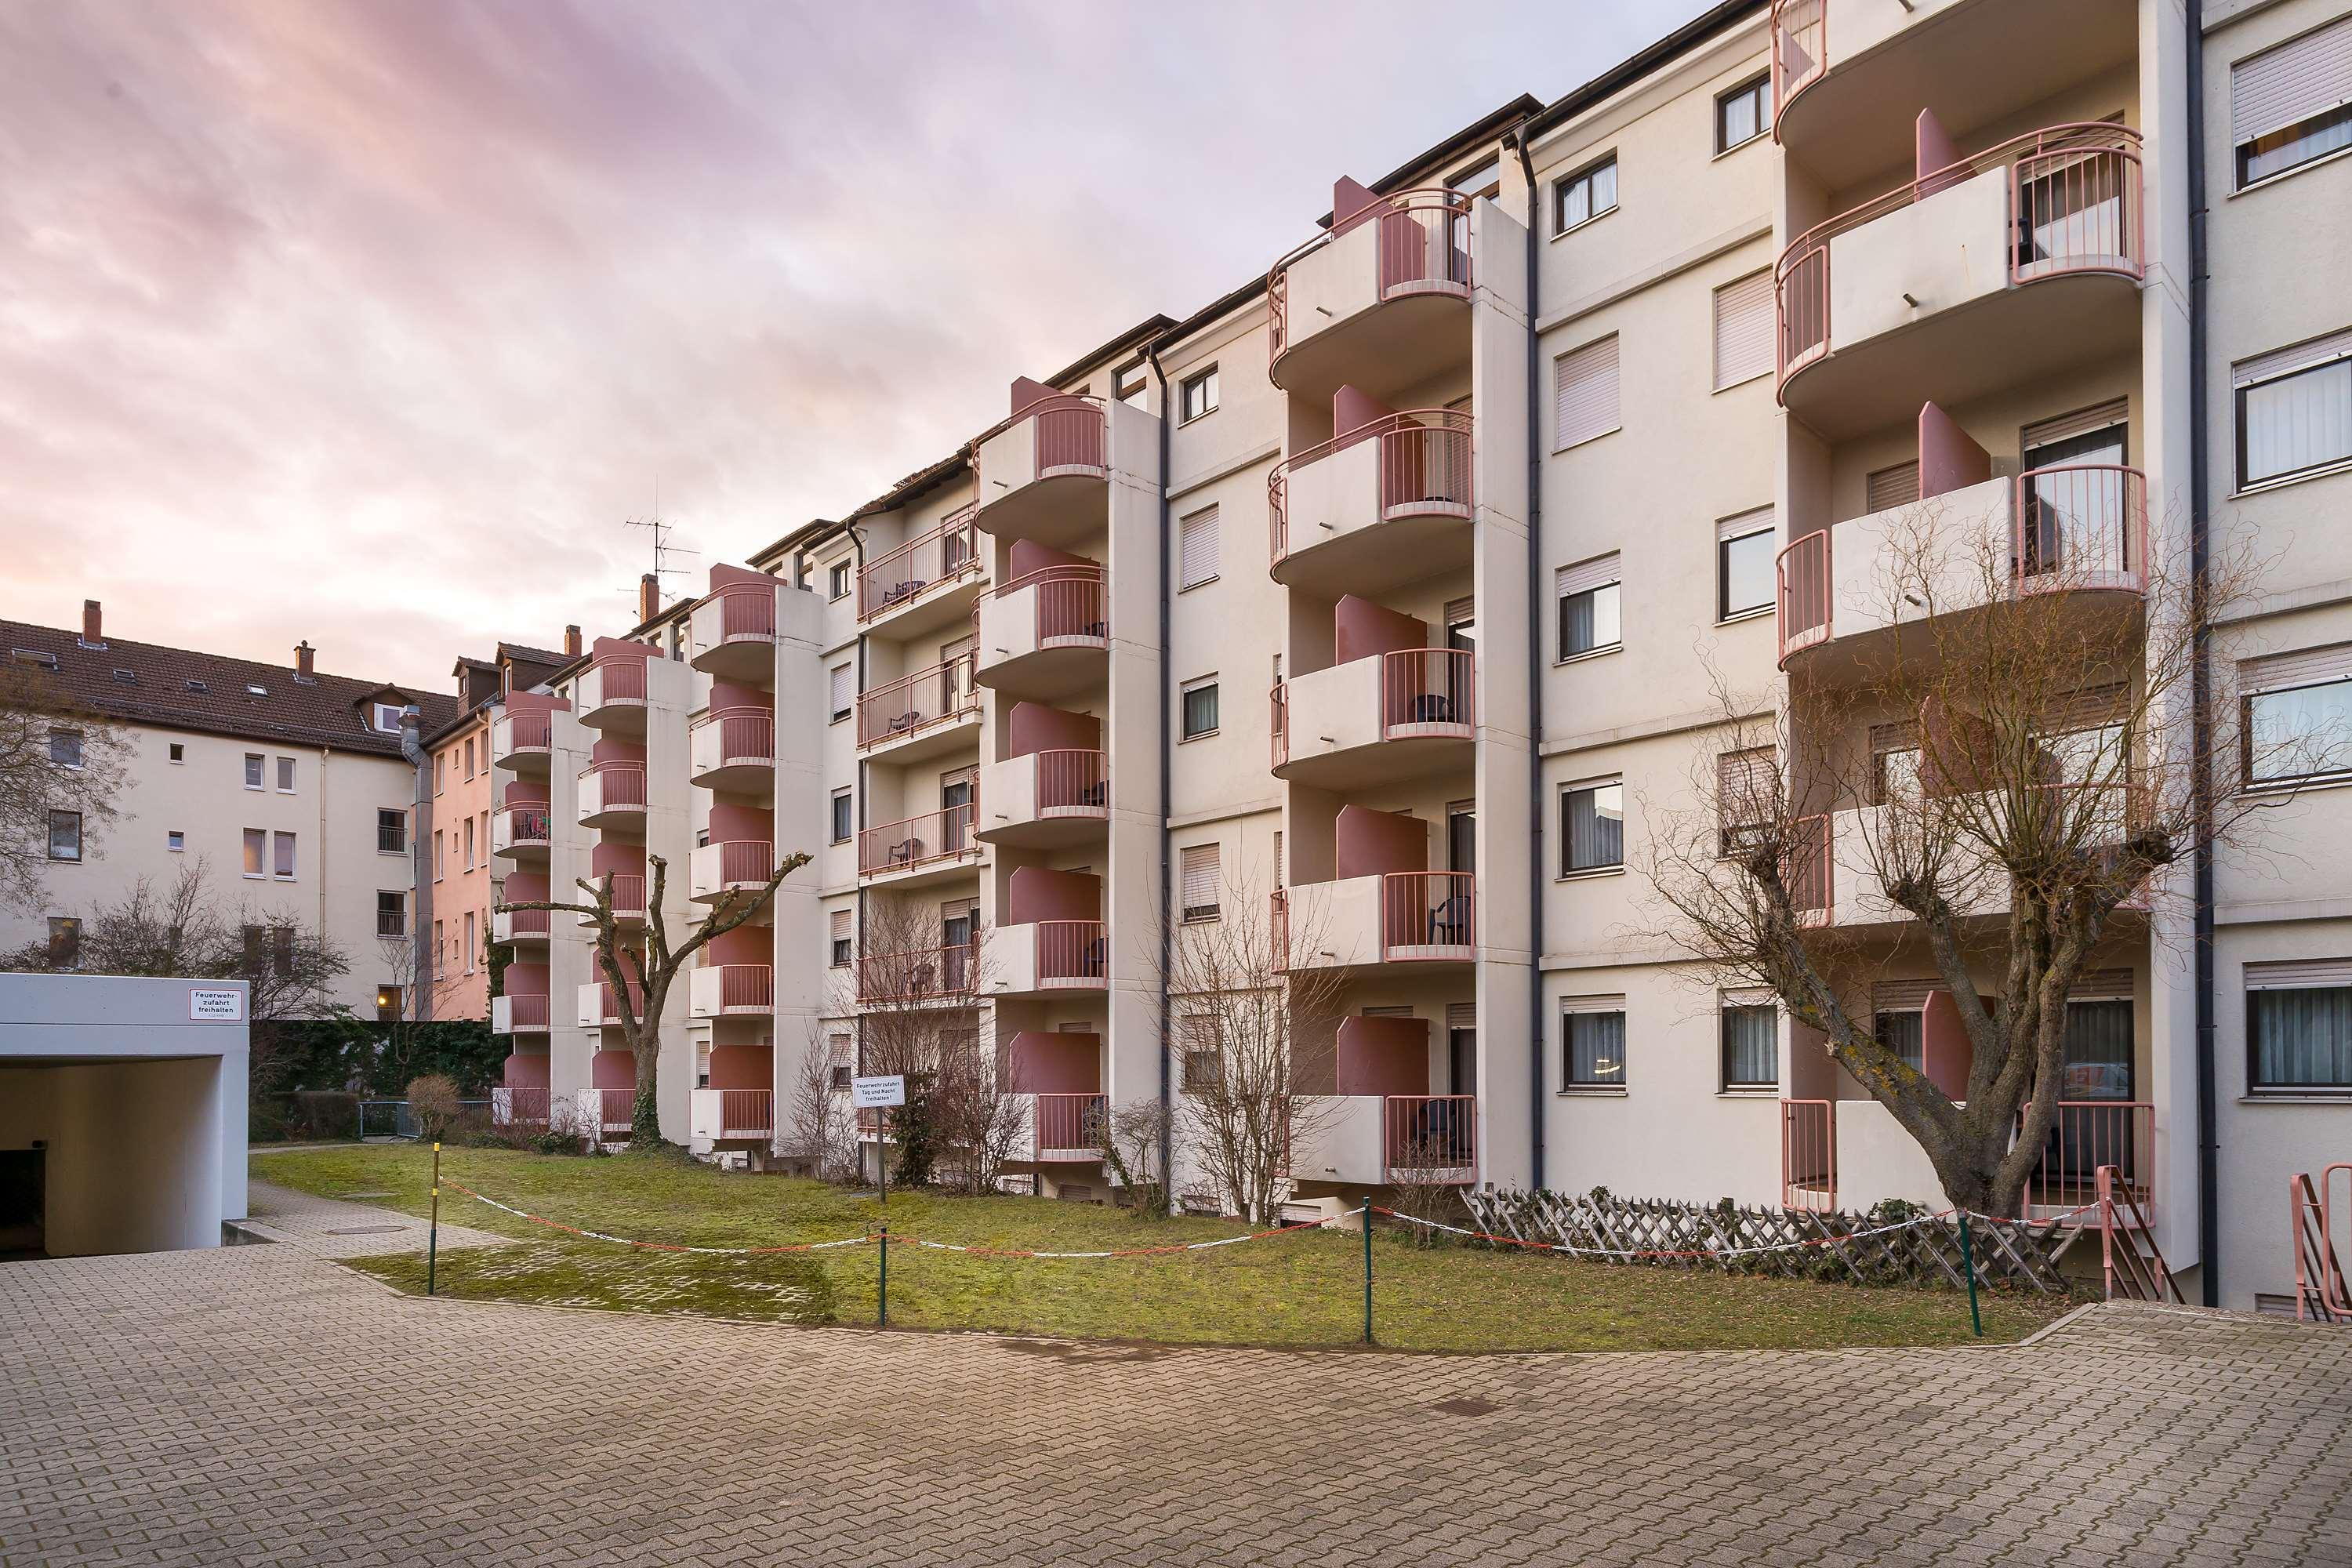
[621,477,698,610]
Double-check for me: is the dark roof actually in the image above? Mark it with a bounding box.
[499,642,569,667]
[2,620,456,758]
[846,448,971,523]
[1042,314,1180,390]
[1519,1,1766,143]
[1337,93,1545,219]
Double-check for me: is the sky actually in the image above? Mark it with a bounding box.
[1,0,1704,692]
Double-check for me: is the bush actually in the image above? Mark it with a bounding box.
[287,1091,361,1142]
[406,1075,463,1142]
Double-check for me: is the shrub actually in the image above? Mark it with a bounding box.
[406,1075,463,1142]
[288,1091,361,1142]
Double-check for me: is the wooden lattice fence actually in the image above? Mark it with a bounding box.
[1460,1188,2089,1294]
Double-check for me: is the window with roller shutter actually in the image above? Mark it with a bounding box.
[2234,328,2352,489]
[829,909,853,967]
[829,664,852,723]
[2245,958,2352,1091]
[1712,270,1773,390]
[2240,641,2352,787]
[2232,16,2352,187]
[1716,747,1777,855]
[1178,506,1219,590]
[1555,554,1621,659]
[1554,335,1620,450]
[1179,844,1221,923]
[1865,461,1920,514]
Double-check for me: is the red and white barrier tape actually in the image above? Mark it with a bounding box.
[445,1181,877,1255]
[901,1208,1363,1260]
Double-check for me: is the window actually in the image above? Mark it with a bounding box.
[47,810,82,862]
[1716,748,1776,856]
[376,891,406,938]
[433,830,445,880]
[168,829,185,853]
[1178,366,1218,423]
[1711,270,1773,389]
[1181,677,1220,740]
[830,909,853,968]
[48,916,82,970]
[375,984,401,1023]
[1183,1046,1224,1093]
[2247,960,2352,1091]
[2235,328,2351,488]
[272,830,297,880]
[1179,844,1221,923]
[1871,721,1924,805]
[1720,999,1778,1089]
[1866,460,1922,513]
[1876,1010,1926,1073]
[276,756,296,793]
[829,664,852,723]
[1178,506,1219,590]
[828,561,852,601]
[47,728,82,768]
[2241,643,2352,786]
[1116,361,1149,408]
[829,1033,854,1092]
[1560,782,1624,873]
[1553,335,1620,449]
[243,827,267,877]
[378,808,406,854]
[463,815,476,869]
[463,737,476,778]
[1562,1002,1627,1087]
[1715,73,1773,152]
[244,753,264,789]
[372,702,405,733]
[169,742,184,764]
[2232,17,2352,187]
[831,788,854,844]
[1556,554,1621,658]
[1553,154,1617,234]
[272,925,296,978]
[463,911,476,971]
[1717,508,1775,619]
[434,753,445,794]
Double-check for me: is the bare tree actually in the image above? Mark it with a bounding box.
[840,896,1006,1190]
[499,848,809,1150]
[0,662,130,913]
[1639,493,2299,1214]
[782,1025,858,1181]
[1093,1097,1169,1218]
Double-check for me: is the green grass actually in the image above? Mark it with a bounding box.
[250,1145,2074,1353]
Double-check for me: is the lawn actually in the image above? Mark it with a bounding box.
[250,1145,2074,1353]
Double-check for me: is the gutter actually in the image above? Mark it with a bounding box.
[1510,132,1548,1193]
[2185,0,2220,1307]
[1146,342,1176,1206]
[398,707,430,1022]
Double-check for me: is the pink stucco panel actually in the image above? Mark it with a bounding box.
[502,1051,551,1089]
[1332,595,1427,666]
[1334,803,1428,880]
[1918,401,1991,500]
[1922,989,1977,1102]
[1007,700,1100,758]
[1004,1031,1101,1094]
[1006,866,1101,925]
[1336,1015,1431,1096]
[706,1041,771,1091]
[591,1049,636,1091]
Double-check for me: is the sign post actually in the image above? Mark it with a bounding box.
[852,1075,907,1205]
[428,1141,441,1297]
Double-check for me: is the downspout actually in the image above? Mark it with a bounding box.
[1145,342,1175,1203]
[847,521,869,1082]
[399,709,430,1022]
[1510,129,1547,1192]
[2185,0,2219,1307]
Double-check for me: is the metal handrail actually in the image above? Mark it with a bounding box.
[857,654,977,750]
[1381,648,1475,737]
[1033,920,1108,984]
[1030,749,1109,815]
[1775,529,1832,666]
[499,712,551,751]
[1384,1094,1475,1176]
[583,656,648,703]
[1780,1098,1836,1210]
[1269,409,1475,567]
[1769,0,1825,128]
[858,804,978,877]
[1381,870,1475,959]
[855,943,977,1004]
[690,705,775,766]
[703,582,777,643]
[1267,188,1475,362]
[578,760,646,810]
[858,509,980,622]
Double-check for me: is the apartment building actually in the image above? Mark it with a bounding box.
[483,0,2350,1308]
[4,601,455,1016]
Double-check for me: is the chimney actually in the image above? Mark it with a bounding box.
[294,640,316,682]
[638,573,660,626]
[79,599,104,649]
[564,624,583,658]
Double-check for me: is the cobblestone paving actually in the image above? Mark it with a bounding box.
[4,1210,2350,1566]
[241,1179,507,1258]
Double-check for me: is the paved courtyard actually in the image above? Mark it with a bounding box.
[3,1191,2351,1566]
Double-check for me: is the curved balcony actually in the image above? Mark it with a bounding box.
[858,804,979,887]
[855,944,977,1005]
[490,1086,552,1127]
[575,655,648,732]
[974,566,1108,702]
[576,761,645,830]
[1269,412,1473,597]
[978,750,1108,849]
[973,394,1109,546]
[688,583,777,683]
[690,1088,775,1142]
[689,963,773,1018]
[491,804,550,861]
[587,873,648,929]
[492,906,550,946]
[1776,124,2143,439]
[491,993,550,1036]
[987,920,1107,999]
[490,710,551,775]
[689,839,777,904]
[583,1087,635,1142]
[688,706,775,795]
[1776,464,2148,675]
[1271,649,1473,788]
[1288,1094,1477,1188]
[1269,190,1472,402]
[1273,871,1475,973]
[858,510,982,638]
[1026,1092,1108,1163]
[578,979,648,1029]
[857,655,978,760]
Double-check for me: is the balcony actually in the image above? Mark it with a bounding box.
[1026,1092,1107,1163]
[1777,125,2142,439]
[689,1087,775,1142]
[1273,871,1475,972]
[1776,465,2148,673]
[492,906,550,946]
[491,993,550,1036]
[857,655,978,760]
[688,706,775,795]
[1269,412,1474,597]
[1287,1094,1477,1187]
[1771,0,2140,188]
[1783,1095,2154,1220]
[590,873,648,929]
[491,710,551,774]
[858,510,982,638]
[689,839,776,903]
[576,762,646,830]
[491,804,550,861]
[688,582,778,682]
[973,394,1109,546]
[578,980,648,1029]
[974,567,1108,702]
[1269,188,1472,403]
[858,804,979,887]
[1271,649,1473,787]
[978,750,1108,849]
[489,1087,551,1127]
[580,1087,633,1142]
[689,963,773,1018]
[987,920,1107,999]
[575,655,649,731]
[855,944,977,1005]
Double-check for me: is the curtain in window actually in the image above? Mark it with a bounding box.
[2243,360,2352,485]
[2252,987,2352,1087]
[1876,1011,1925,1072]
[2060,1000,2134,1098]
[1567,1011,1625,1085]
[1566,785,1623,869]
[1720,1004,1777,1086]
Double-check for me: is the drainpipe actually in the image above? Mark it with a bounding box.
[1146,342,1175,1203]
[1510,129,1547,1193]
[2184,0,2219,1307]
[847,521,869,1081]
[398,709,430,1022]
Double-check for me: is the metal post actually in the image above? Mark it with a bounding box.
[1362,1204,1374,1345]
[1957,1209,1982,1338]
[878,1110,888,1207]
[878,1224,890,1327]
[427,1141,441,1298]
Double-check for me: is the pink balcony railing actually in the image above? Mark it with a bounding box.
[501,992,550,1030]
[1269,888,1290,975]
[1777,125,2143,396]
[503,907,550,938]
[1033,749,1109,817]
[2292,1164,2352,1321]
[2020,1100,2154,1221]
[593,981,648,1026]
[2014,464,2147,591]
[1381,648,1475,737]
[1269,410,1475,567]
[692,706,775,770]
[708,583,776,644]
[597,1088,633,1133]
[603,873,647,920]
[1267,188,1473,364]
[1385,1094,1475,1178]
[716,1088,774,1137]
[499,1086,551,1126]
[708,963,773,1012]
[1769,0,1824,122]
[859,510,979,621]
[975,392,1107,478]
[1776,529,1832,666]
[502,712,551,753]
[1381,871,1474,959]
[985,564,1108,648]
[1784,815,1832,925]
[859,804,976,877]
[1035,920,1108,985]
[1781,1098,1836,1210]
[499,805,550,848]
[857,655,975,750]
[710,839,775,889]
[1269,683,1288,769]
[586,657,647,705]
[1034,1092,1106,1158]
[580,761,645,812]
[855,944,975,1004]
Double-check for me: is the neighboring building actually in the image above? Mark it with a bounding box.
[470,0,2350,1311]
[2,601,455,1017]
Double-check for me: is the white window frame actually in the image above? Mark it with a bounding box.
[1178,366,1219,424]
[1178,506,1220,590]
[1180,675,1220,742]
[244,753,264,790]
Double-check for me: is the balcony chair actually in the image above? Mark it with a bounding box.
[1427,895,1472,946]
